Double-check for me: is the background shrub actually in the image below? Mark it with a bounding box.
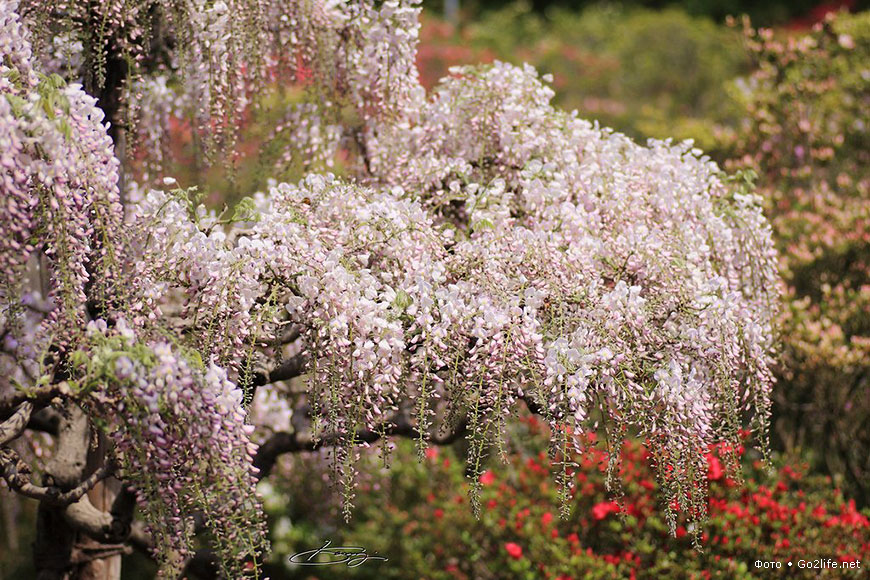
[417,3,747,152]
[721,12,870,504]
[261,415,870,579]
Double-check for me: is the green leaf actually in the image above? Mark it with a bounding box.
[41,94,55,119]
[59,118,72,140]
[4,94,27,117]
[187,349,205,370]
[393,289,413,311]
[229,196,260,223]
[471,217,494,232]
[70,349,90,369]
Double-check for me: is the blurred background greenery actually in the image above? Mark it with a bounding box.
[426,0,869,26]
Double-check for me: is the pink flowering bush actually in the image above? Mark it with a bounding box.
[721,11,870,502]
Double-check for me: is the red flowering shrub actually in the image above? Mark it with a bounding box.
[505,542,524,559]
[268,414,870,579]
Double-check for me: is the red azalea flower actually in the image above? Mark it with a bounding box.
[592,501,620,520]
[505,542,523,559]
[479,470,496,486]
[541,511,554,527]
[707,453,724,480]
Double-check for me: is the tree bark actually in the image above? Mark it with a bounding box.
[78,437,122,580]
[33,406,89,580]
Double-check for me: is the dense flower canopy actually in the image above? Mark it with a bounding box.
[0,0,779,575]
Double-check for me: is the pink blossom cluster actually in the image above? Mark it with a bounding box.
[1,0,123,348]
[367,63,779,521]
[168,0,260,152]
[126,75,187,179]
[134,58,780,519]
[266,0,423,116]
[268,103,343,175]
[83,318,267,577]
[16,0,262,156]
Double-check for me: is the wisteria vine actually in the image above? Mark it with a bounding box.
[1,0,781,576]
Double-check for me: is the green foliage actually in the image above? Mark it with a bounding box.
[457,0,836,28]
[420,3,747,152]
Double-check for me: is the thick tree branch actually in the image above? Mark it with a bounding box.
[64,496,115,539]
[0,447,112,505]
[33,405,91,579]
[251,353,307,387]
[253,416,468,480]
[70,542,132,565]
[0,401,33,445]
[62,494,134,544]
[265,326,302,347]
[252,392,551,481]
[0,383,70,418]
[520,393,548,417]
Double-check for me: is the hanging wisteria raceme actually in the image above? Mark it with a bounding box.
[132,57,780,528]
[126,75,187,179]
[12,0,425,179]
[266,103,343,177]
[78,319,267,578]
[0,0,123,352]
[17,0,264,157]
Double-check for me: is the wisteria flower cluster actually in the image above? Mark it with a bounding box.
[1,0,123,353]
[76,318,267,578]
[133,54,779,531]
[17,0,264,156]
[14,0,426,170]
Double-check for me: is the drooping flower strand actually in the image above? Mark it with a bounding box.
[17,0,266,160]
[77,319,268,578]
[1,0,124,353]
